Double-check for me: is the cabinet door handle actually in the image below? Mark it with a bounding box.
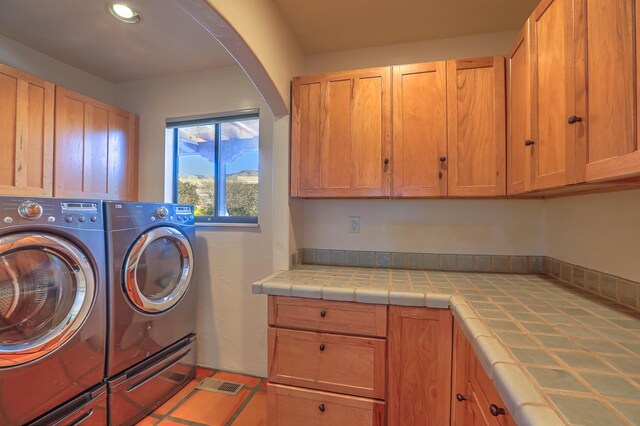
[524,140,535,146]
[320,309,326,318]
[384,158,389,165]
[319,344,325,351]
[456,393,468,402]
[439,156,447,162]
[319,404,326,412]
[489,404,506,417]
[568,115,583,125]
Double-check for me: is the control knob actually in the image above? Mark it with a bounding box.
[155,206,169,218]
[18,201,43,220]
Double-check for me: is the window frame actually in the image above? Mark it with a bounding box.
[170,111,260,224]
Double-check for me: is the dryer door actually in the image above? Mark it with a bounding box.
[124,226,193,314]
[0,233,95,367]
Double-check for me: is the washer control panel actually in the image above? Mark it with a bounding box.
[0,197,102,229]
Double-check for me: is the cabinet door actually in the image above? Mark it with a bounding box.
[55,87,138,200]
[530,0,575,190]
[451,320,471,425]
[108,110,139,201]
[575,0,640,182]
[447,57,506,197]
[0,64,54,196]
[392,62,447,197]
[507,24,531,195]
[291,68,391,198]
[387,307,453,426]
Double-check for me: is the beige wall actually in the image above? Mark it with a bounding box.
[0,33,116,104]
[204,0,305,114]
[545,190,640,282]
[116,65,273,376]
[304,30,518,74]
[304,199,545,255]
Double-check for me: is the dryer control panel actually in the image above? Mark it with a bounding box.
[0,197,103,229]
[104,202,195,231]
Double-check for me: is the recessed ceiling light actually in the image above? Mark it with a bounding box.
[108,3,141,24]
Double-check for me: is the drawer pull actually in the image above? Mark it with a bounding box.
[319,344,325,351]
[489,404,506,417]
[319,404,326,412]
[320,310,327,318]
[456,393,467,402]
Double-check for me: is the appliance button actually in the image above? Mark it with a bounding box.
[90,215,98,222]
[78,215,86,223]
[3,217,13,224]
[177,216,183,221]
[189,215,193,220]
[151,216,156,221]
[47,216,56,223]
[64,216,73,223]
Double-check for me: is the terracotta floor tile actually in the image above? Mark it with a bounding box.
[231,392,267,426]
[213,371,261,387]
[196,367,215,378]
[259,380,268,391]
[153,379,199,416]
[136,417,158,426]
[157,421,187,426]
[171,389,250,425]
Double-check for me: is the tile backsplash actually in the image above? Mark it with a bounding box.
[293,248,545,274]
[544,258,640,312]
[290,249,640,312]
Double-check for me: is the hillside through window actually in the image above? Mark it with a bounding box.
[170,113,259,223]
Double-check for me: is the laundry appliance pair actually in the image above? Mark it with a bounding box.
[0,197,196,425]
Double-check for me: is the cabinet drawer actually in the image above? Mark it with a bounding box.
[268,296,388,337]
[268,328,386,399]
[268,383,385,426]
[469,350,515,425]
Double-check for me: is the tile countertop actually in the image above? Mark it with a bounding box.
[253,265,640,426]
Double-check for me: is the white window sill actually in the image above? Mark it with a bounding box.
[195,222,260,229]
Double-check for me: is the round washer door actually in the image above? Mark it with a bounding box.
[124,226,193,314]
[0,233,95,367]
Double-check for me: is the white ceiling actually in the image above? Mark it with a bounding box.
[0,0,236,83]
[273,0,540,54]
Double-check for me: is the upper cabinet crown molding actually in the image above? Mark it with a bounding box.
[0,63,54,197]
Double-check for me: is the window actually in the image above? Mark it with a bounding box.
[170,112,259,223]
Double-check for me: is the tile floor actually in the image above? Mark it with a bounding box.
[138,368,267,426]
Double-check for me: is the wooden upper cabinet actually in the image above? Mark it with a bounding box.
[446,57,506,197]
[0,64,54,197]
[507,24,531,195]
[55,87,138,201]
[387,307,453,426]
[574,0,640,182]
[529,0,575,190]
[392,62,448,197]
[290,68,391,198]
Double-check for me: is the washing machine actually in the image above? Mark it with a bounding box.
[104,201,196,425]
[0,197,106,425]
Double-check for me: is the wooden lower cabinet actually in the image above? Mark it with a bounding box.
[387,306,453,426]
[267,327,386,399]
[451,320,515,426]
[266,296,514,426]
[268,384,385,426]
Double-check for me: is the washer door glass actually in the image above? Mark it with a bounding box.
[0,233,95,367]
[124,227,193,314]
